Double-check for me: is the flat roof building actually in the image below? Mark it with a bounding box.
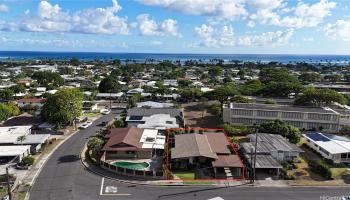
[223,103,340,132]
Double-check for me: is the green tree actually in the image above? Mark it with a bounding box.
[128,93,142,108]
[70,57,80,66]
[239,79,263,96]
[208,66,223,78]
[41,88,83,126]
[0,89,14,101]
[205,83,238,105]
[179,88,203,102]
[231,95,251,103]
[261,81,303,97]
[31,71,64,87]
[298,72,321,84]
[294,87,347,106]
[87,137,104,160]
[10,84,26,93]
[208,103,221,116]
[0,102,20,121]
[98,76,121,93]
[259,119,301,144]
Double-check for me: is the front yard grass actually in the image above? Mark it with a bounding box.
[173,171,195,179]
[82,112,100,118]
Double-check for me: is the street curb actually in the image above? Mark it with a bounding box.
[80,147,350,188]
[24,129,79,200]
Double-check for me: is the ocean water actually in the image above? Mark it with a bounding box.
[1,51,350,64]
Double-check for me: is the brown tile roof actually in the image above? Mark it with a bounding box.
[204,132,231,154]
[171,134,218,159]
[2,113,41,126]
[102,127,145,151]
[16,98,46,103]
[212,155,242,168]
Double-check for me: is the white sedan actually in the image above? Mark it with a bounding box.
[79,121,92,129]
[100,109,111,115]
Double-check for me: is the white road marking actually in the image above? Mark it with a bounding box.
[99,177,131,196]
[208,197,224,200]
[100,177,104,195]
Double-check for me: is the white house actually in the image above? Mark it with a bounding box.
[136,114,179,130]
[163,79,178,87]
[0,145,31,161]
[303,132,350,163]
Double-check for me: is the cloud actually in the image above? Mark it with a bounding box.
[324,20,350,41]
[0,4,8,12]
[138,0,336,29]
[136,14,181,37]
[6,0,129,35]
[194,24,294,47]
[138,0,248,21]
[248,0,336,28]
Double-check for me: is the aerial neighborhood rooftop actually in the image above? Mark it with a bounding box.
[1,56,350,199]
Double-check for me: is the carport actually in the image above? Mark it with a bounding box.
[244,154,282,179]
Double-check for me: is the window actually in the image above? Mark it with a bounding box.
[341,153,347,159]
[126,151,135,154]
[166,121,173,124]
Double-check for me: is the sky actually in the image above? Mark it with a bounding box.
[0,0,350,54]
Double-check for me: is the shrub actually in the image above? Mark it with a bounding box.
[22,156,34,166]
[310,160,332,179]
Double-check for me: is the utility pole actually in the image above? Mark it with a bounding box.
[250,148,254,183]
[253,129,259,183]
[6,167,12,200]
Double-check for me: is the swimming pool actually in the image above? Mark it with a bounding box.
[112,161,150,170]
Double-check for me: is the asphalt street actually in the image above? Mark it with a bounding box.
[29,110,350,200]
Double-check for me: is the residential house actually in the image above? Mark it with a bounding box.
[303,132,350,163]
[102,127,165,160]
[126,107,184,127]
[136,101,174,108]
[240,133,303,175]
[171,132,243,179]
[82,102,98,112]
[16,98,46,109]
[163,79,178,87]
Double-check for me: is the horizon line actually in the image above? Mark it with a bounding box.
[1,50,350,57]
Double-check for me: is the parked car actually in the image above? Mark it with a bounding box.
[79,121,92,129]
[100,109,111,115]
[99,121,108,126]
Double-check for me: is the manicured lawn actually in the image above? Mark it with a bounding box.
[82,112,100,118]
[173,171,195,179]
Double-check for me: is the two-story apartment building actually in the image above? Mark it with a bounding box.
[223,103,341,132]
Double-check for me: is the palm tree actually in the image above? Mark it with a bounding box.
[17,135,27,144]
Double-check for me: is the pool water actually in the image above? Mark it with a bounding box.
[112,161,150,170]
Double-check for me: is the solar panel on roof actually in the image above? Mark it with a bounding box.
[323,133,350,142]
[129,116,143,120]
[306,133,330,142]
